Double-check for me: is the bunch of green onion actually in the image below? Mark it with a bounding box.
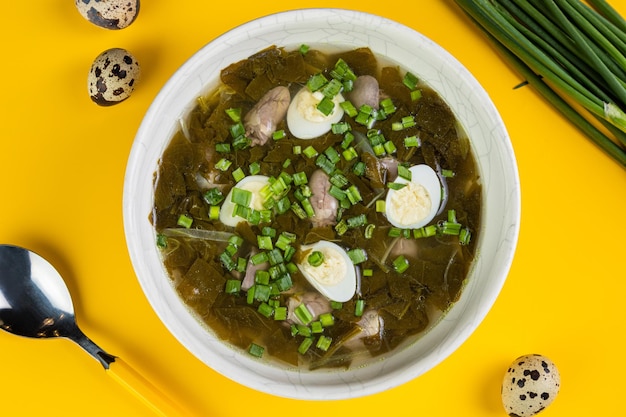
[454,0,626,168]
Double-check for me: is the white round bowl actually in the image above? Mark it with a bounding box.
[123,8,520,400]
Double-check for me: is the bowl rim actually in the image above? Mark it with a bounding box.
[123,7,521,400]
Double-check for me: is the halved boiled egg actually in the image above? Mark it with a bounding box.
[219,175,270,227]
[286,87,344,139]
[296,240,356,302]
[385,164,442,229]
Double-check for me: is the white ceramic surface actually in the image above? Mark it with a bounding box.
[123,8,521,400]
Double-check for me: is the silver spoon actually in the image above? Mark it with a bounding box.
[0,244,189,416]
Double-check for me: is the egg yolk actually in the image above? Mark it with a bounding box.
[388,181,432,226]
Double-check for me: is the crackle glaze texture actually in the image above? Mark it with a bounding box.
[123,9,521,400]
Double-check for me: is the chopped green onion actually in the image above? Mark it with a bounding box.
[321,78,343,98]
[362,268,373,277]
[274,306,287,321]
[298,337,314,355]
[331,122,351,135]
[317,97,335,116]
[248,161,261,175]
[229,122,245,138]
[307,73,328,92]
[257,302,274,318]
[403,72,419,90]
[398,165,412,181]
[459,227,472,245]
[316,154,336,175]
[410,89,422,101]
[311,321,324,334]
[273,129,286,140]
[232,167,245,183]
[215,158,232,171]
[177,214,193,229]
[340,100,358,117]
[248,343,264,358]
[380,98,396,115]
[352,161,366,176]
[392,255,410,273]
[267,248,284,266]
[347,214,367,228]
[254,284,271,302]
[334,219,348,236]
[275,196,291,214]
[293,145,302,155]
[231,188,252,206]
[295,303,314,325]
[354,299,365,317]
[257,235,273,250]
[254,270,270,285]
[203,188,224,205]
[225,108,241,122]
[208,205,220,220]
[375,200,386,213]
[342,146,358,161]
[331,301,343,310]
[388,227,402,238]
[225,279,241,294]
[364,223,375,239]
[303,145,318,158]
[404,135,420,148]
[215,143,231,153]
[156,234,167,248]
[347,248,367,265]
[291,202,307,219]
[307,251,325,267]
[292,171,308,186]
[261,226,276,238]
[383,140,397,154]
[319,313,335,327]
[328,185,346,201]
[387,182,407,190]
[316,335,332,351]
[250,251,269,265]
[232,134,251,150]
[442,169,455,178]
[299,44,310,55]
[324,146,341,164]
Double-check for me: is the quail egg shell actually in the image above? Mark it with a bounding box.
[88,48,140,106]
[296,240,356,302]
[219,175,270,227]
[502,354,561,417]
[286,87,344,139]
[385,164,442,229]
[75,0,140,30]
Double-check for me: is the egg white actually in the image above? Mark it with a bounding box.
[385,164,442,229]
[286,87,345,139]
[219,175,270,227]
[297,240,356,302]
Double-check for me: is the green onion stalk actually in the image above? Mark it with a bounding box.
[454,0,626,168]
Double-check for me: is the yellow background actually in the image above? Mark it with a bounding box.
[1,1,625,416]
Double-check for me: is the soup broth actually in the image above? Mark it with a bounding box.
[152,45,482,370]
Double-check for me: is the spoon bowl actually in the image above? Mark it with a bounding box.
[0,244,188,417]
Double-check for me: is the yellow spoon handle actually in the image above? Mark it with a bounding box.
[106,357,191,417]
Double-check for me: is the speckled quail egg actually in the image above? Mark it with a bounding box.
[88,48,140,106]
[296,240,356,302]
[385,164,442,229]
[75,0,140,30]
[286,87,344,139]
[219,175,271,227]
[502,354,560,417]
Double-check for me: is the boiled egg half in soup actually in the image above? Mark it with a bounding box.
[219,175,270,227]
[286,87,345,139]
[296,240,357,302]
[385,164,442,229]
